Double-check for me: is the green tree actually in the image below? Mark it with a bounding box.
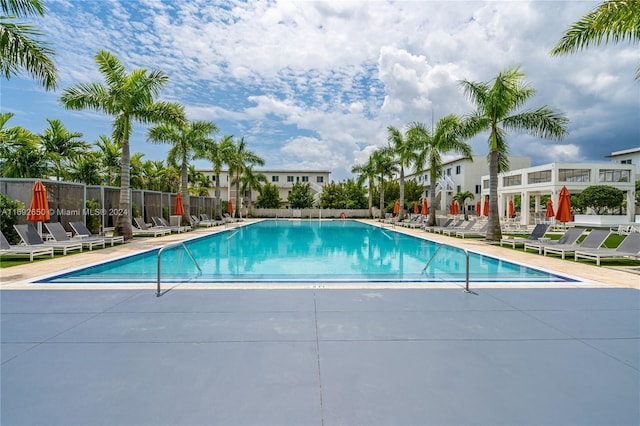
[352,157,377,217]
[319,181,346,209]
[288,182,314,209]
[370,147,397,218]
[0,193,24,243]
[255,182,282,208]
[407,117,473,226]
[187,165,211,196]
[227,137,264,218]
[0,113,46,177]
[60,50,185,239]
[460,67,568,240]
[551,0,640,79]
[0,0,57,89]
[200,135,234,219]
[147,120,218,223]
[387,125,421,220]
[453,190,475,220]
[94,135,121,186]
[343,179,368,209]
[67,152,102,185]
[578,185,624,214]
[40,118,89,181]
[240,164,266,211]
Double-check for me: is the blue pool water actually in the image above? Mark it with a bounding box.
[38,220,573,284]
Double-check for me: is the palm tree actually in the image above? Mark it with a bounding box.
[200,134,234,219]
[0,112,47,177]
[147,120,218,223]
[187,165,211,196]
[60,50,185,239]
[551,0,640,79]
[387,126,421,220]
[40,119,89,181]
[370,147,397,218]
[0,0,56,89]
[240,165,267,211]
[352,157,377,218]
[94,135,121,186]
[453,191,475,220]
[408,117,473,227]
[68,152,102,185]
[227,137,264,218]
[460,66,568,241]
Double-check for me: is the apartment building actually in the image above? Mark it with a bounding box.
[198,169,331,207]
[405,155,531,214]
[608,147,640,179]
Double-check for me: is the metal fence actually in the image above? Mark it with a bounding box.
[0,178,217,233]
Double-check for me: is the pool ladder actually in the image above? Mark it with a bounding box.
[422,243,472,293]
[156,242,202,297]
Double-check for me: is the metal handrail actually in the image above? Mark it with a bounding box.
[157,242,202,297]
[422,243,471,293]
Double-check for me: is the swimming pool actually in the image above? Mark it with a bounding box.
[38,220,573,284]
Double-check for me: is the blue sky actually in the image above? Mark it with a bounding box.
[2,0,639,181]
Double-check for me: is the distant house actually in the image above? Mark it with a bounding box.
[608,147,640,180]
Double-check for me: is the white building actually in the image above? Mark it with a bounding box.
[608,147,640,179]
[481,162,636,225]
[198,169,331,207]
[406,155,531,214]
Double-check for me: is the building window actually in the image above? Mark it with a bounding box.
[599,169,631,182]
[621,159,632,164]
[503,175,522,186]
[527,170,551,184]
[456,185,461,193]
[316,176,324,183]
[446,168,451,176]
[272,176,279,182]
[455,165,461,175]
[559,169,590,182]
[475,185,481,194]
[302,176,309,182]
[483,179,489,189]
[287,176,294,182]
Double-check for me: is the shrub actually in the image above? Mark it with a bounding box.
[0,194,25,244]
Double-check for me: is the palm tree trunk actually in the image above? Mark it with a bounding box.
[181,160,189,224]
[368,177,373,218]
[115,139,133,240]
[428,173,437,226]
[215,172,221,219]
[399,167,405,219]
[234,172,241,219]
[486,149,502,241]
[379,175,385,218]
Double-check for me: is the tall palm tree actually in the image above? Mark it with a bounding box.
[0,0,56,89]
[408,117,473,227]
[60,50,185,239]
[227,137,264,218]
[460,66,568,241]
[40,119,89,181]
[147,120,218,223]
[352,157,377,218]
[551,0,640,79]
[200,134,234,219]
[94,135,121,186]
[370,147,397,218]
[240,165,267,211]
[387,126,420,220]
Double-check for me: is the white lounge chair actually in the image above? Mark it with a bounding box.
[542,229,610,260]
[456,222,489,238]
[0,230,54,262]
[574,233,640,266]
[133,217,171,237]
[499,223,550,249]
[442,220,477,236]
[523,227,585,255]
[14,224,83,255]
[45,222,106,251]
[69,221,124,246]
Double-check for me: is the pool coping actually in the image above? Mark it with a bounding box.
[1,219,638,290]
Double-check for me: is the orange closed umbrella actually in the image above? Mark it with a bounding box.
[413,201,419,214]
[27,180,50,222]
[555,186,572,223]
[227,199,233,214]
[483,196,489,217]
[476,201,481,216]
[393,200,399,215]
[545,199,555,218]
[421,198,428,215]
[174,193,185,216]
[508,200,515,218]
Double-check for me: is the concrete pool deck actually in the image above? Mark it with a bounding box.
[1,219,639,425]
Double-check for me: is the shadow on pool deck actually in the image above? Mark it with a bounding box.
[1,287,638,425]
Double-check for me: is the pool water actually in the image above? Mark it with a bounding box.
[39,220,573,284]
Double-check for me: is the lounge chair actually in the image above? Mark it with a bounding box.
[190,215,211,228]
[433,219,464,234]
[152,216,190,233]
[133,217,171,237]
[422,218,453,233]
[405,216,426,229]
[456,222,489,238]
[543,229,610,260]
[69,221,124,246]
[200,214,223,226]
[399,215,420,227]
[170,215,192,232]
[523,227,585,255]
[0,230,54,262]
[499,223,550,248]
[14,224,83,255]
[44,222,106,251]
[574,232,640,266]
[442,220,477,236]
